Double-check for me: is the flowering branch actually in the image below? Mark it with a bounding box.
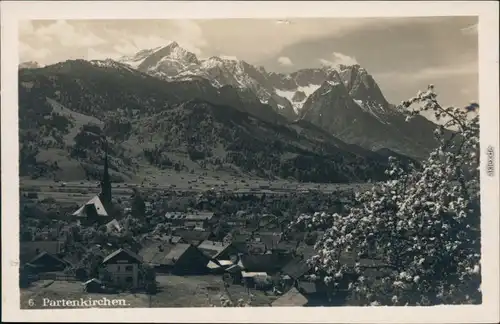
[287,86,480,306]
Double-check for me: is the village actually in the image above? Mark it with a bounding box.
[19,150,376,308]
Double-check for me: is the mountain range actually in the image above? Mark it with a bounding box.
[18,41,442,183]
[116,42,439,156]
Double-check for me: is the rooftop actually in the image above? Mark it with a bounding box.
[272,287,308,307]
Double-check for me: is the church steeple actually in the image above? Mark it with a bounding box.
[100,138,112,205]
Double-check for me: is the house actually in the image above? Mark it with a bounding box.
[206,259,234,274]
[241,271,272,289]
[82,278,103,293]
[259,232,282,250]
[281,257,314,282]
[271,287,309,307]
[105,219,122,233]
[197,240,242,260]
[26,251,70,273]
[163,244,211,275]
[101,248,143,289]
[138,241,176,271]
[274,241,300,254]
[158,235,183,245]
[232,233,252,244]
[225,263,245,283]
[295,243,317,260]
[175,229,212,246]
[238,253,293,275]
[20,240,64,264]
[247,242,267,254]
[165,211,214,229]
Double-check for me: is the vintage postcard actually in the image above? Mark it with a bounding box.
[1,1,499,323]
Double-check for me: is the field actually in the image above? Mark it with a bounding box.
[20,275,277,309]
[20,173,375,205]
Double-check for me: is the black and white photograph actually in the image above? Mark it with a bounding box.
[1,1,499,323]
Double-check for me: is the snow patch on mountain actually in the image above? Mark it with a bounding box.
[275,84,322,113]
[353,99,389,124]
[119,46,162,68]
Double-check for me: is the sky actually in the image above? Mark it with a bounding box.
[19,17,478,108]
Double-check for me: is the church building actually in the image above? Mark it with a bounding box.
[72,141,114,225]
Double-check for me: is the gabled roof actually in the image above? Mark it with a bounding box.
[102,248,143,264]
[28,251,69,267]
[272,287,308,307]
[259,233,282,249]
[296,244,317,260]
[176,229,212,243]
[164,243,192,263]
[297,281,318,294]
[105,219,122,233]
[282,258,312,280]
[239,253,292,273]
[20,241,63,263]
[197,240,230,258]
[72,195,109,217]
[83,278,102,286]
[138,242,176,265]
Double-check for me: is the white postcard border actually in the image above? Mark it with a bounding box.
[2,1,499,323]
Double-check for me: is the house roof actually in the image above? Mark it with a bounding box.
[138,242,176,265]
[158,235,183,244]
[207,259,234,269]
[197,240,230,258]
[259,233,282,249]
[247,242,267,253]
[28,251,68,266]
[165,212,184,219]
[176,229,212,243]
[83,278,102,286]
[275,241,299,251]
[102,248,143,264]
[239,253,292,273]
[272,287,309,307]
[232,233,251,242]
[297,281,318,294]
[165,211,214,221]
[241,271,269,278]
[20,241,63,263]
[105,219,122,233]
[296,244,317,260]
[72,195,109,218]
[185,212,214,221]
[225,264,243,273]
[164,244,193,264]
[282,258,312,280]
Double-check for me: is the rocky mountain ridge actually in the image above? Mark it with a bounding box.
[116,42,441,158]
[18,59,412,183]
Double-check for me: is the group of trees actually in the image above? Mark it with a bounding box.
[289,86,481,306]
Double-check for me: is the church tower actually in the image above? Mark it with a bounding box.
[99,139,112,205]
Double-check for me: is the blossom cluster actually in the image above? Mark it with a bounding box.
[289,86,481,306]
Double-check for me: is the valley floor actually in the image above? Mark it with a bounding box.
[21,275,277,309]
[20,176,375,205]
